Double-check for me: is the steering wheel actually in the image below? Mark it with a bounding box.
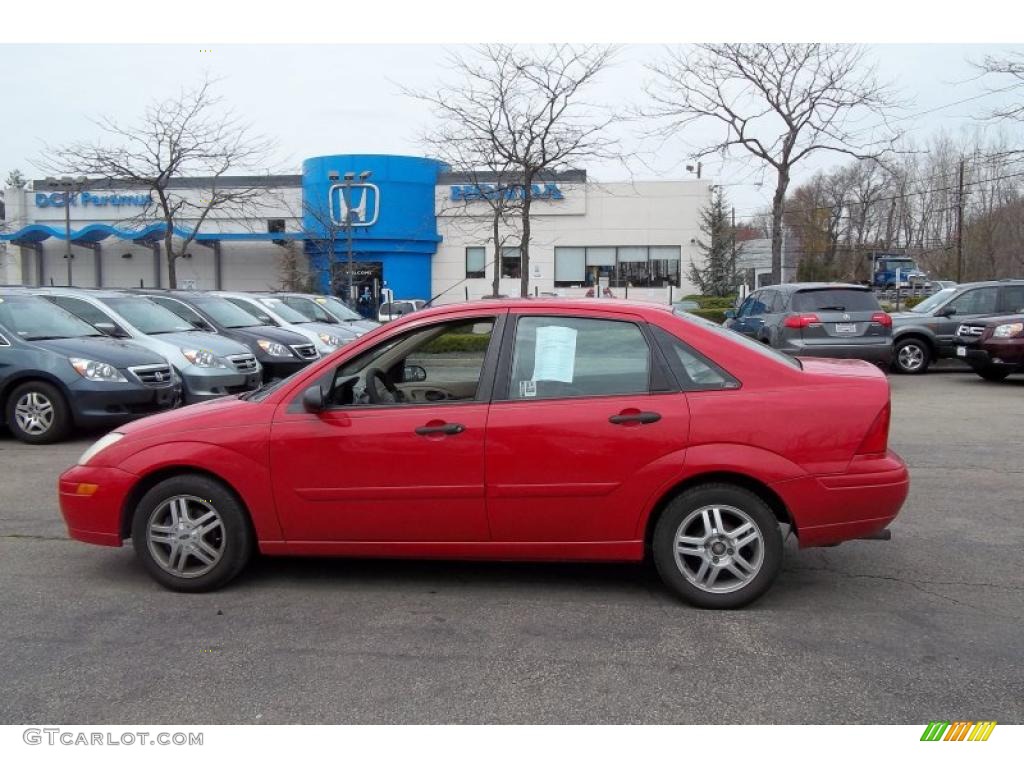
[365,368,403,404]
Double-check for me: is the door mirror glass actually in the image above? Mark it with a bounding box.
[403,364,427,383]
[937,305,956,317]
[302,385,324,413]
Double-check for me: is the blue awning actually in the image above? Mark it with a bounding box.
[0,223,307,246]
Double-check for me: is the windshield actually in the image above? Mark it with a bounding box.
[910,288,956,314]
[194,296,269,328]
[255,297,309,324]
[317,296,362,321]
[672,309,802,369]
[103,297,194,334]
[0,296,103,340]
[882,260,917,271]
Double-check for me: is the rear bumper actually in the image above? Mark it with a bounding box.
[771,451,910,548]
[783,340,893,365]
[58,464,138,546]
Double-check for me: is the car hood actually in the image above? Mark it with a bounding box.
[291,321,359,340]
[965,313,1024,327]
[29,336,167,367]
[340,319,380,333]
[146,330,251,355]
[890,312,930,324]
[116,393,258,438]
[228,325,310,346]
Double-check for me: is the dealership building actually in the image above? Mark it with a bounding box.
[0,154,711,304]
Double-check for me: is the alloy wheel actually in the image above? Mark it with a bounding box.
[14,391,55,436]
[146,495,226,579]
[898,343,924,372]
[673,505,765,594]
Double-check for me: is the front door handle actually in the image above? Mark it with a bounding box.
[415,422,465,436]
[609,411,661,425]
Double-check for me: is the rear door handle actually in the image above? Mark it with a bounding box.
[415,422,465,436]
[609,411,661,425]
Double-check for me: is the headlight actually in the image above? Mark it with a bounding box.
[69,357,128,383]
[993,322,1024,338]
[317,333,344,349]
[180,348,228,368]
[78,432,125,466]
[256,339,293,357]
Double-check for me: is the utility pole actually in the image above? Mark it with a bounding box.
[955,158,965,283]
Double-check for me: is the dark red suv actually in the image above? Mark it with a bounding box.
[954,315,1024,381]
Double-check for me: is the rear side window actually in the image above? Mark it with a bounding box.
[651,326,738,391]
[791,289,880,312]
[509,316,650,400]
[999,284,1024,313]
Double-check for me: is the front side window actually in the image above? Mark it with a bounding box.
[948,287,999,316]
[509,316,651,400]
[280,296,336,324]
[225,297,276,325]
[466,247,486,279]
[194,296,268,328]
[999,284,1024,313]
[325,318,496,407]
[151,297,206,326]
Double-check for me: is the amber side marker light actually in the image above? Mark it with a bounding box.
[76,483,99,496]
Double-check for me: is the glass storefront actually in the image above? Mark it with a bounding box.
[553,246,681,288]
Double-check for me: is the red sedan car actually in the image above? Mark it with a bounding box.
[59,300,908,608]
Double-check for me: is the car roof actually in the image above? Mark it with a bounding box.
[767,282,871,293]
[385,298,676,324]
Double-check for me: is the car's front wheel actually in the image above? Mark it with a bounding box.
[5,380,72,444]
[652,484,783,609]
[892,337,931,374]
[974,365,1011,382]
[131,474,253,592]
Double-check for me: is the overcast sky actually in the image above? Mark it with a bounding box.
[1,44,1022,216]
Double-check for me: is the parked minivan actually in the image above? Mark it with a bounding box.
[0,291,178,443]
[273,292,380,334]
[34,288,261,403]
[725,283,893,365]
[213,292,359,355]
[889,279,1024,374]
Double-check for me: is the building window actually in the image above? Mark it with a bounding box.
[267,219,286,233]
[501,246,522,279]
[466,247,486,279]
[553,246,681,288]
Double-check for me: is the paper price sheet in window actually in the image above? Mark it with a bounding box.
[520,325,578,397]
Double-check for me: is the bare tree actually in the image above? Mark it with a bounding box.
[4,169,26,189]
[406,44,619,297]
[646,44,897,283]
[976,52,1024,123]
[38,75,276,288]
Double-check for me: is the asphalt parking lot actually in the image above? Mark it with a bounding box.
[0,364,1021,724]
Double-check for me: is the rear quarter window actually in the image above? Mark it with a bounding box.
[792,289,880,312]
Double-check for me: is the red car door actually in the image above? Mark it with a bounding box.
[269,314,503,542]
[484,310,691,544]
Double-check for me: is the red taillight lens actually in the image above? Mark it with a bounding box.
[871,312,893,328]
[857,401,891,456]
[783,313,821,329]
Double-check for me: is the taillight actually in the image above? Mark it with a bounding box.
[856,401,891,456]
[783,313,821,329]
[871,312,893,328]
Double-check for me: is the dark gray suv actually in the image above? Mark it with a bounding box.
[889,280,1024,374]
[724,283,892,365]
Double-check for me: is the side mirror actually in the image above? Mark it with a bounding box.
[404,364,427,383]
[937,306,957,317]
[724,309,737,319]
[94,322,128,338]
[301,385,325,413]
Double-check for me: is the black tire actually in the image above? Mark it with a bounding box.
[975,366,1011,382]
[4,380,72,444]
[131,473,253,592]
[652,483,783,609]
[892,337,931,375]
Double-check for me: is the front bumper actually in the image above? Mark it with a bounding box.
[68,379,179,428]
[783,340,893,365]
[261,358,313,381]
[771,450,910,548]
[955,341,1024,371]
[179,367,261,403]
[58,464,139,546]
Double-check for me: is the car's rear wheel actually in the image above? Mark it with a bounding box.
[652,484,783,609]
[893,337,931,374]
[5,381,72,444]
[131,474,253,592]
[975,366,1011,382]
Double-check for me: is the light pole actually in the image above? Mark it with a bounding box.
[335,169,372,307]
[46,175,87,285]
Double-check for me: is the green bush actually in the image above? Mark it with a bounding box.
[689,308,728,324]
[901,296,925,309]
[682,295,738,310]
[421,333,491,354]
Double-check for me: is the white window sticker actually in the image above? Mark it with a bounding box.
[532,325,577,383]
[519,379,537,398]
